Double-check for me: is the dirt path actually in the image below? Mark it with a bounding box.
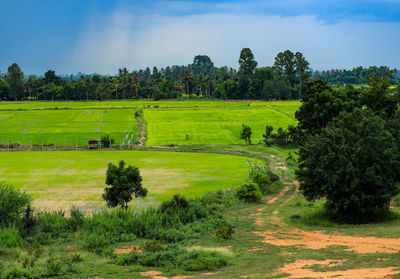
[245,156,400,278]
[138,122,147,146]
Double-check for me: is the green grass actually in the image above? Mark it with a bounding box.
[0,101,301,146]
[145,106,297,145]
[0,109,137,146]
[0,150,261,209]
[266,100,301,117]
[0,100,297,110]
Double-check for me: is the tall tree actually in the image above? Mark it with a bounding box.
[238,48,257,76]
[7,63,24,101]
[296,109,400,223]
[294,52,311,95]
[179,67,194,98]
[192,55,214,75]
[274,50,296,85]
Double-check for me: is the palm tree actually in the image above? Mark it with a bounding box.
[179,67,194,99]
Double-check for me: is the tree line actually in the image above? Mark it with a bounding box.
[1,49,398,102]
[314,66,399,85]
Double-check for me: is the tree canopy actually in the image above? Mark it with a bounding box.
[103,160,148,210]
[296,109,400,223]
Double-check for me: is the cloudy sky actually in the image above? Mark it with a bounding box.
[1,0,399,75]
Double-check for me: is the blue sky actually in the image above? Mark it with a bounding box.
[1,0,399,75]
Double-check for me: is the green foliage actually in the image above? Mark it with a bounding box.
[361,74,399,118]
[113,247,228,271]
[178,250,229,271]
[0,226,23,248]
[295,80,356,135]
[103,160,147,210]
[7,63,24,101]
[100,134,115,148]
[3,266,32,279]
[296,109,400,223]
[246,161,279,183]
[142,240,167,252]
[215,223,235,240]
[0,182,31,225]
[67,206,84,232]
[239,48,258,75]
[82,231,112,255]
[240,124,252,144]
[235,182,262,203]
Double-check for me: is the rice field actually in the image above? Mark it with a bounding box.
[0,150,261,209]
[0,108,137,146]
[0,100,300,146]
[145,106,297,145]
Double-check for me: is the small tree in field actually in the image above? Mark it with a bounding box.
[240,124,252,144]
[103,160,148,210]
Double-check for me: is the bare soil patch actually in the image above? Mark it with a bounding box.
[268,186,289,204]
[113,245,141,254]
[253,228,400,254]
[277,259,399,278]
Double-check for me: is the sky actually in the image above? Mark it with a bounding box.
[0,0,399,75]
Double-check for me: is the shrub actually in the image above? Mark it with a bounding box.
[143,240,167,252]
[3,266,32,279]
[100,134,114,148]
[235,182,262,203]
[178,250,229,271]
[67,206,84,231]
[35,210,68,242]
[0,226,23,248]
[82,231,112,254]
[0,182,31,225]
[22,204,36,235]
[215,223,234,240]
[251,172,271,195]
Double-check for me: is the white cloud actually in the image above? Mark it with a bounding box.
[65,7,400,74]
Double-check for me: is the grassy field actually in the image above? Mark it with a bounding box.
[0,109,137,146]
[0,100,297,110]
[145,106,297,145]
[0,100,300,146]
[0,150,261,209]
[266,100,300,117]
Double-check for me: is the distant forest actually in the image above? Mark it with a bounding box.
[1,48,399,101]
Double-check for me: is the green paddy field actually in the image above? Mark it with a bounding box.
[0,150,261,209]
[0,100,299,146]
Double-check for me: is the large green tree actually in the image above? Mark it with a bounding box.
[296,109,400,223]
[7,63,24,101]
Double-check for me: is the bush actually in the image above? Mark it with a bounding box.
[215,223,234,240]
[3,266,32,279]
[113,247,229,271]
[178,250,229,271]
[235,182,262,203]
[82,231,112,254]
[67,206,84,232]
[251,172,271,195]
[100,134,114,148]
[142,240,167,252]
[0,182,31,225]
[0,226,23,248]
